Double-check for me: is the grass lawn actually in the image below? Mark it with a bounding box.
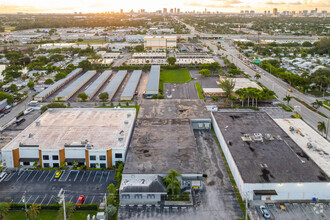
[195,82,204,100]
[4,27,16,32]
[4,210,98,220]
[159,69,192,94]
[75,40,108,44]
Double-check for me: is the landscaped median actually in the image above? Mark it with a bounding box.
[292,97,327,118]
[195,82,205,100]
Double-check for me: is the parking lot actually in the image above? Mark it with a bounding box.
[164,82,199,99]
[251,202,330,220]
[0,170,116,205]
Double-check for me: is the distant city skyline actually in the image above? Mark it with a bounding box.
[0,0,330,14]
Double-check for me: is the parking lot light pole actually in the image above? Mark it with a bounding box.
[62,191,66,220]
[23,191,29,220]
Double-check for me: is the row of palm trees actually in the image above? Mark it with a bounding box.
[235,87,265,108]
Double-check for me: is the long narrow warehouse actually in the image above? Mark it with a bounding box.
[102,70,127,101]
[120,70,142,100]
[56,70,97,101]
[34,68,83,101]
[145,65,160,97]
[85,70,112,100]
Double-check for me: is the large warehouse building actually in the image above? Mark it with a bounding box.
[144,36,177,51]
[144,65,160,97]
[212,111,330,201]
[2,108,136,169]
[119,100,211,205]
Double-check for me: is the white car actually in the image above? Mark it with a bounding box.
[260,205,271,219]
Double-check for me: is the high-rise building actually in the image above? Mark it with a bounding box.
[268,10,271,14]
[170,8,174,13]
[120,9,123,14]
[174,8,177,13]
[250,10,255,14]
[245,10,249,14]
[163,8,167,14]
[273,8,278,16]
[264,10,267,15]
[177,8,180,13]
[241,10,244,14]
[303,10,308,15]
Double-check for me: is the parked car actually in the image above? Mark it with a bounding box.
[54,170,62,179]
[0,114,4,118]
[4,109,11,114]
[260,205,271,219]
[76,195,85,205]
[288,89,293,92]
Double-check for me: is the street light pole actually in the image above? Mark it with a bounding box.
[23,191,29,220]
[62,191,66,220]
[245,192,248,220]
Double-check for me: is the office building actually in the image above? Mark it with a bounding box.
[144,36,177,51]
[273,8,278,16]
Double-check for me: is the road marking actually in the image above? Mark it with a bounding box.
[58,170,66,181]
[33,196,39,204]
[105,171,110,182]
[99,171,104,182]
[43,171,51,181]
[4,173,14,181]
[90,195,95,204]
[47,195,53,205]
[49,171,56,182]
[24,171,34,181]
[93,171,99,182]
[73,171,80,182]
[30,171,39,181]
[64,170,71,182]
[79,171,86,182]
[84,196,88,204]
[40,194,47,205]
[86,171,92,182]
[15,171,26,183]
[26,195,32,203]
[37,171,46,181]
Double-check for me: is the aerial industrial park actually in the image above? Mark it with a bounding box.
[0,5,329,220]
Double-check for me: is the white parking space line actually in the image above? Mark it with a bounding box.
[43,171,51,181]
[93,171,99,182]
[68,195,74,202]
[47,195,53,205]
[33,196,39,204]
[105,171,110,182]
[64,170,71,182]
[40,194,47,205]
[86,171,92,182]
[79,171,86,182]
[99,171,104,182]
[26,195,33,203]
[4,173,14,181]
[58,171,66,181]
[24,171,34,181]
[15,171,26,183]
[90,195,95,204]
[37,171,46,181]
[30,171,39,181]
[73,171,80,182]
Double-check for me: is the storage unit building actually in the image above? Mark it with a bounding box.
[85,70,112,100]
[56,70,97,101]
[120,70,142,100]
[34,68,83,101]
[145,65,160,97]
[102,70,127,101]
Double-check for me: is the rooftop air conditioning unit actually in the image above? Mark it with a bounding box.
[253,133,263,142]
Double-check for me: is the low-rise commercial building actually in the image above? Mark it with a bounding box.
[212,111,330,201]
[1,108,136,169]
[145,65,160,97]
[144,36,177,51]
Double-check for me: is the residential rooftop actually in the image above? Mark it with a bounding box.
[3,108,136,151]
[212,112,329,183]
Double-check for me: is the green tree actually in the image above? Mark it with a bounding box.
[0,92,14,104]
[167,57,177,65]
[199,69,211,78]
[0,202,10,219]
[54,72,67,81]
[164,169,181,196]
[317,121,327,137]
[312,100,323,109]
[77,92,88,102]
[107,205,117,217]
[33,161,39,169]
[9,84,17,92]
[28,204,40,219]
[283,95,292,106]
[41,102,67,113]
[45,78,54,84]
[220,78,236,99]
[72,160,78,169]
[99,92,109,102]
[78,60,92,70]
[302,41,312,47]
[254,73,261,82]
[134,45,144,52]
[59,202,75,220]
[27,81,35,89]
[2,65,23,79]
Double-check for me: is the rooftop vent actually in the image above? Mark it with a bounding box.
[81,139,88,144]
[253,133,263,142]
[127,113,131,118]
[86,144,93,150]
[265,133,274,140]
[28,133,33,138]
[241,134,252,142]
[124,120,129,125]
[35,120,40,126]
[307,142,317,150]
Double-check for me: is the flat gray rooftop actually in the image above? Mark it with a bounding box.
[85,70,112,98]
[145,65,160,94]
[120,70,142,99]
[123,118,202,175]
[213,112,329,183]
[138,99,210,120]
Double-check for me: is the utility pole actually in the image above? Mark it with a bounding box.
[245,192,248,220]
[23,191,29,220]
[62,191,66,220]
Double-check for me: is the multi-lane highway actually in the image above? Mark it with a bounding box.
[179,18,330,139]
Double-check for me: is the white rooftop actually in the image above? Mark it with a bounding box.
[3,108,136,151]
[275,119,330,177]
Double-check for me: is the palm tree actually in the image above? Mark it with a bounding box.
[283,95,292,106]
[164,169,181,197]
[317,121,327,137]
[220,78,236,99]
[0,203,10,219]
[254,73,261,82]
[28,204,40,219]
[312,100,323,109]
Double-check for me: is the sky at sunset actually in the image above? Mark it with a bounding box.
[0,0,329,14]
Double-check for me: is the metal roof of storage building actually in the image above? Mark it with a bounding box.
[120,70,142,100]
[103,70,127,100]
[85,70,112,98]
[145,65,160,95]
[35,68,82,100]
[56,70,96,100]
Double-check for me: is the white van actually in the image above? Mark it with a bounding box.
[0,172,7,182]
[28,101,38,106]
